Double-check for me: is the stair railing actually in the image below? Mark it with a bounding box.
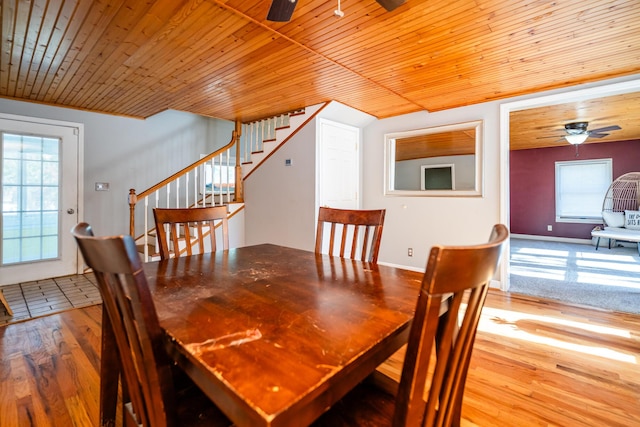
[241,109,302,165]
[129,108,306,262]
[129,122,242,261]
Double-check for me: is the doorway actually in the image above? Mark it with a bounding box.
[0,114,83,286]
[499,78,640,291]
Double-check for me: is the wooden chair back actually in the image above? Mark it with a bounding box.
[393,224,509,426]
[153,206,229,260]
[315,207,386,263]
[71,222,177,427]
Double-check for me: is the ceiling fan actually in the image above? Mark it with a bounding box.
[562,121,621,145]
[267,0,406,22]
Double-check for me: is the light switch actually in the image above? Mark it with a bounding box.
[95,182,110,191]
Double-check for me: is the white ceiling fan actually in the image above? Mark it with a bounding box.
[562,121,621,145]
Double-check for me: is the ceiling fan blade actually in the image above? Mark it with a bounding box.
[267,0,298,22]
[588,133,609,138]
[588,125,621,134]
[376,0,406,12]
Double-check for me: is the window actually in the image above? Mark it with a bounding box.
[555,159,612,223]
[204,162,235,193]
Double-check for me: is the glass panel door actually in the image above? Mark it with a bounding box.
[0,116,80,286]
[2,133,61,264]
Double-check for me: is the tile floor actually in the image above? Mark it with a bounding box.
[0,273,101,326]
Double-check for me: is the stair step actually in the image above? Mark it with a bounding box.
[136,243,155,253]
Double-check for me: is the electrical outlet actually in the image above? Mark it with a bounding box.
[547,225,553,231]
[408,248,413,257]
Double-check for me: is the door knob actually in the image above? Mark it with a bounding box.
[67,208,75,214]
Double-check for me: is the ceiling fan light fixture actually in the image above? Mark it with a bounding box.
[565,133,589,145]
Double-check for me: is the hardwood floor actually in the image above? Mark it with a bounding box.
[1,291,638,426]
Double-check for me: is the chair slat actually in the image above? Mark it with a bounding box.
[153,206,229,260]
[315,207,386,263]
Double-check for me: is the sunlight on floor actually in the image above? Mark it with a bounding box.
[575,271,640,289]
[509,266,567,281]
[511,245,640,289]
[576,257,640,273]
[478,306,637,364]
[511,251,569,267]
[513,247,569,256]
[578,251,639,263]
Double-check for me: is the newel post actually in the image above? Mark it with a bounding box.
[128,189,137,237]
[234,120,244,203]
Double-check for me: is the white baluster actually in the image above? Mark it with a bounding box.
[217,152,223,206]
[248,123,254,158]
[185,172,190,208]
[175,177,180,208]
[226,149,231,203]
[144,196,149,262]
[194,166,199,207]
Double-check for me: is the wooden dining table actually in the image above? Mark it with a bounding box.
[99,243,423,427]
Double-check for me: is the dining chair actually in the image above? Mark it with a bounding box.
[312,224,509,427]
[315,207,386,263]
[71,223,231,427]
[153,206,229,260]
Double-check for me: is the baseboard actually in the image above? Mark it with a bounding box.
[511,234,592,245]
[377,261,424,273]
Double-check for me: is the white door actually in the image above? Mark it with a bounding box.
[317,119,359,209]
[0,115,82,285]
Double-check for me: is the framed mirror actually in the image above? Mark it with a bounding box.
[384,120,483,197]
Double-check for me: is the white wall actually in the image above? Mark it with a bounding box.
[0,98,234,236]
[244,121,318,250]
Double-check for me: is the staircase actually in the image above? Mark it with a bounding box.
[129,103,327,261]
[240,102,326,179]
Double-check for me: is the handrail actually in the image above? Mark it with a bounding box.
[134,132,237,202]
[129,122,241,238]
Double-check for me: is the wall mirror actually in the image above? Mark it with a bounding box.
[384,120,483,197]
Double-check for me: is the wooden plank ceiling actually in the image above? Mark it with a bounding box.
[510,92,640,150]
[0,0,638,126]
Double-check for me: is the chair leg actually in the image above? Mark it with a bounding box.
[100,309,121,427]
[0,289,12,316]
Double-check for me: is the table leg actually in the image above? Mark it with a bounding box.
[100,307,120,427]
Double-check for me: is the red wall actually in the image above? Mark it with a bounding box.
[510,139,640,238]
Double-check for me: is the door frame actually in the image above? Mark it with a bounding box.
[0,112,85,278]
[498,78,640,291]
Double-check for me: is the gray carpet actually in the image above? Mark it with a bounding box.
[509,238,640,314]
